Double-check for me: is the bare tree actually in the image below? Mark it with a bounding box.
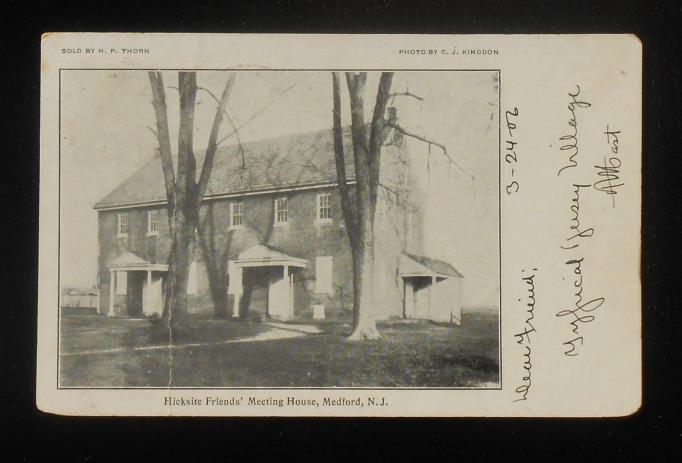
[148,71,236,330]
[332,71,393,340]
[332,72,466,340]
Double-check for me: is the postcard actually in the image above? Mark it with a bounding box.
[38,33,641,416]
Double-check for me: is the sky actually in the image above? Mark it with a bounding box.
[60,70,499,309]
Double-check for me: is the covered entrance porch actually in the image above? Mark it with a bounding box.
[399,253,463,325]
[106,251,168,318]
[228,245,307,321]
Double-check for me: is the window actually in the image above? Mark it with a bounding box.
[275,197,288,224]
[315,256,333,295]
[115,271,127,295]
[317,193,332,222]
[230,202,243,228]
[147,209,160,235]
[117,213,128,237]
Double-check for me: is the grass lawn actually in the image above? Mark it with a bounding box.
[59,311,499,388]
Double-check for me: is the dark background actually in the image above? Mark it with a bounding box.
[3,0,680,460]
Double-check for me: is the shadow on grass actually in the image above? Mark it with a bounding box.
[59,311,500,388]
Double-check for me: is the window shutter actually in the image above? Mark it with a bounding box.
[115,271,127,295]
[315,256,333,295]
[227,260,242,294]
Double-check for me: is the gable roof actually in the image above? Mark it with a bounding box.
[108,251,149,267]
[107,251,169,271]
[401,253,463,278]
[94,125,359,210]
[234,244,308,268]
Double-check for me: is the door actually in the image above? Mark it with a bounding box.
[143,272,163,317]
[268,267,291,320]
[126,272,144,317]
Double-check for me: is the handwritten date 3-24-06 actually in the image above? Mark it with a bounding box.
[505,107,520,195]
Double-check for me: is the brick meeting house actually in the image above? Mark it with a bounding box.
[94,120,463,324]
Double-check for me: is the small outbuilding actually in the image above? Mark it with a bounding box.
[61,287,99,313]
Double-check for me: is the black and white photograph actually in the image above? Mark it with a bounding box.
[57,69,501,388]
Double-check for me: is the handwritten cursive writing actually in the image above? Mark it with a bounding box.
[513,268,537,402]
[561,183,594,249]
[556,258,605,356]
[557,85,592,176]
[593,126,624,207]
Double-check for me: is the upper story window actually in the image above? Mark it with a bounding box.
[275,197,288,224]
[147,209,160,236]
[317,193,332,223]
[230,202,243,229]
[117,213,128,237]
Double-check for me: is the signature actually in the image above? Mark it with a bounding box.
[594,126,624,207]
[557,85,592,176]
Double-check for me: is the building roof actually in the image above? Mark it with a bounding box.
[61,287,97,296]
[108,251,169,271]
[401,253,463,278]
[94,125,360,210]
[108,251,149,267]
[234,244,308,268]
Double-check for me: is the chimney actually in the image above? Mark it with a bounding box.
[386,106,398,124]
[384,106,403,146]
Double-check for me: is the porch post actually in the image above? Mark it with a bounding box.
[402,278,406,319]
[227,260,243,318]
[145,270,152,316]
[233,293,241,317]
[282,265,289,320]
[429,274,436,318]
[289,269,294,320]
[108,270,116,317]
[231,265,243,318]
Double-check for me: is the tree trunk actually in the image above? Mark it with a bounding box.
[198,203,231,319]
[348,223,380,340]
[163,207,196,331]
[205,281,227,318]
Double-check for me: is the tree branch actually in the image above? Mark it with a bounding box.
[197,84,247,181]
[345,71,371,209]
[215,84,295,146]
[331,72,358,238]
[387,122,475,179]
[146,125,158,139]
[366,72,395,212]
[147,71,177,209]
[177,72,198,208]
[369,72,395,164]
[388,91,423,101]
[196,73,237,204]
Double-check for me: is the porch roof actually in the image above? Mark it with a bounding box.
[108,251,169,272]
[233,245,308,268]
[399,253,463,279]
